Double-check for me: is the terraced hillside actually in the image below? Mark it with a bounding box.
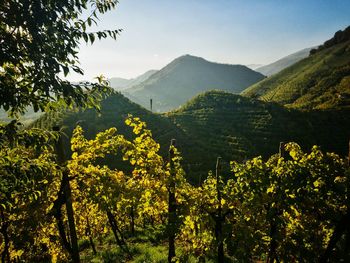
[168,90,350,166]
[33,91,350,183]
[242,26,350,110]
[32,92,212,183]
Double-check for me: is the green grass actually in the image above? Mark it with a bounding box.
[79,225,216,263]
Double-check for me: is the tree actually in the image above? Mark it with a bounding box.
[0,0,120,116]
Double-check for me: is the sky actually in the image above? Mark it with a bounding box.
[68,0,350,81]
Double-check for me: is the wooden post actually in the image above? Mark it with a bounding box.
[150,98,153,112]
[86,216,97,255]
[168,139,176,263]
[215,157,224,263]
[267,142,285,263]
[53,126,80,263]
[279,142,285,158]
[348,140,350,167]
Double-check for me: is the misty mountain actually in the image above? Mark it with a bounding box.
[123,54,265,112]
[246,64,264,70]
[255,47,314,76]
[109,70,158,90]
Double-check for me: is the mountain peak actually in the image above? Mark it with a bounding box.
[174,54,207,63]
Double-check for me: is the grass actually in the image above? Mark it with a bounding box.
[79,225,216,263]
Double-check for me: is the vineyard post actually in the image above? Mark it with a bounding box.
[86,216,97,255]
[215,156,224,263]
[168,139,176,263]
[279,141,286,158]
[348,139,350,167]
[53,126,80,263]
[267,142,285,263]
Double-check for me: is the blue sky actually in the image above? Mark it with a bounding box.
[70,0,350,81]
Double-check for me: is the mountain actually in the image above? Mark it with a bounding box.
[108,77,130,90]
[242,26,350,110]
[122,54,265,112]
[255,47,314,76]
[109,70,158,90]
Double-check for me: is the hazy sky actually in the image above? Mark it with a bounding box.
[69,0,350,81]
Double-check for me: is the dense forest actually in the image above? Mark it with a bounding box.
[1,1,350,262]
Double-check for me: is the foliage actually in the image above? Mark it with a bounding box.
[229,142,349,261]
[0,124,62,261]
[1,115,349,262]
[0,0,120,116]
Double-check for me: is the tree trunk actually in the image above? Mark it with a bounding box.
[168,139,176,263]
[86,217,97,255]
[106,210,130,256]
[266,218,278,263]
[0,210,10,263]
[130,205,135,236]
[215,157,224,263]
[54,126,80,263]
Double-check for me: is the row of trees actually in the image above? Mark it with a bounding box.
[1,115,349,262]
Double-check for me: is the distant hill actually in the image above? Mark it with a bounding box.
[242,27,350,110]
[255,47,314,76]
[0,107,43,125]
[109,70,158,90]
[123,54,265,112]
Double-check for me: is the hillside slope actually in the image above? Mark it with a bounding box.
[33,91,350,182]
[255,47,313,76]
[32,92,211,183]
[168,90,350,168]
[242,27,350,110]
[123,55,265,112]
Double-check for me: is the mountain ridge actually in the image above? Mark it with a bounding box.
[255,47,314,76]
[123,54,265,112]
[109,70,158,90]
